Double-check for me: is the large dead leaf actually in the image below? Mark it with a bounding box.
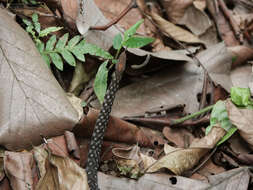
[226,100,253,150]
[0,8,79,150]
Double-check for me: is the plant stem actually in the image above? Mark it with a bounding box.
[171,105,214,126]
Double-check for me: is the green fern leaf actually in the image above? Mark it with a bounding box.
[39,27,62,37]
[67,35,81,48]
[46,35,57,51]
[60,49,76,66]
[56,33,69,50]
[49,52,63,70]
[70,48,85,62]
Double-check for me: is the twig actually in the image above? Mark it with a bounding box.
[188,147,217,176]
[171,105,214,125]
[218,0,243,43]
[90,0,137,31]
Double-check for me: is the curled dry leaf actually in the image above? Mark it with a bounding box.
[226,100,253,150]
[149,11,203,44]
[146,126,225,175]
[33,146,89,190]
[0,8,79,150]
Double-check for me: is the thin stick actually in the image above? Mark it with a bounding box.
[218,0,243,43]
[90,0,137,31]
[171,105,214,125]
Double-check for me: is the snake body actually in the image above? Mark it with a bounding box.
[86,53,125,190]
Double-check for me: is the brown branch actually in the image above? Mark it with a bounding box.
[90,0,137,31]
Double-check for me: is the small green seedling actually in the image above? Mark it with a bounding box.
[94,19,154,103]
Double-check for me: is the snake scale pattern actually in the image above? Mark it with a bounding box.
[86,54,125,190]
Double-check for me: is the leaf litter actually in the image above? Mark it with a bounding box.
[0,0,253,189]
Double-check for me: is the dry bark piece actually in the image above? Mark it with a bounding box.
[64,131,81,160]
[0,8,79,150]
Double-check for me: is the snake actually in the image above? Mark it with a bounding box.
[86,53,126,190]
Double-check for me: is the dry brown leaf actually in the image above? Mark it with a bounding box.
[4,151,34,190]
[226,100,253,150]
[33,146,89,190]
[0,8,79,150]
[193,0,206,11]
[146,126,225,175]
[161,0,193,23]
[149,11,203,44]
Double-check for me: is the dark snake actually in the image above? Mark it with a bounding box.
[86,53,126,190]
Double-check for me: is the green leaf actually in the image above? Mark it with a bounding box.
[124,19,144,41]
[39,27,63,37]
[113,33,123,50]
[49,52,63,70]
[32,13,38,23]
[56,33,69,50]
[34,22,41,33]
[42,54,51,67]
[123,36,154,48]
[26,25,34,34]
[206,100,237,146]
[81,101,87,107]
[71,47,85,62]
[60,49,76,66]
[94,60,109,104]
[206,100,232,135]
[217,126,237,146]
[23,19,32,26]
[231,87,251,107]
[36,41,44,53]
[46,35,57,51]
[67,35,81,48]
[80,43,113,59]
